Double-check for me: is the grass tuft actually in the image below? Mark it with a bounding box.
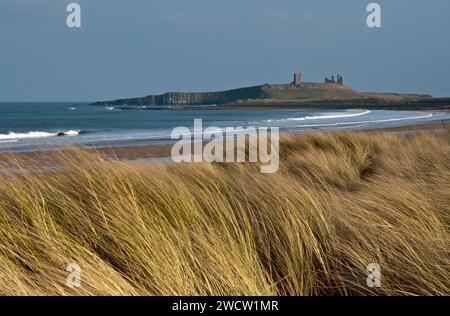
[0,130,449,295]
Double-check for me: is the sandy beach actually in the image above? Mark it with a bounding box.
[1,119,448,163]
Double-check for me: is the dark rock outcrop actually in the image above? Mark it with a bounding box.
[94,85,270,106]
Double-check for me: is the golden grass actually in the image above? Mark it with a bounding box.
[0,130,449,296]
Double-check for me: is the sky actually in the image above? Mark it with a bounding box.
[0,0,449,102]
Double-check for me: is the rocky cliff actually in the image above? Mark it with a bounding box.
[94,85,270,106]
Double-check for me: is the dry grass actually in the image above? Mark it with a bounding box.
[0,130,449,296]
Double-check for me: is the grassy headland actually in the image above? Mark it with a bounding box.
[94,81,450,111]
[0,129,449,295]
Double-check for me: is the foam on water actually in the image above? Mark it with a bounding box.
[289,113,434,128]
[0,130,82,141]
[265,110,371,123]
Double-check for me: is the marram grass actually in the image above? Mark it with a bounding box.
[0,130,448,296]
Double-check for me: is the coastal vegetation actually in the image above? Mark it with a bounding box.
[0,129,449,295]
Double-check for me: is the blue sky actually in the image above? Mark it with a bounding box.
[1,0,449,101]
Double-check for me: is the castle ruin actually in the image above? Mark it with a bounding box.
[292,72,344,87]
[292,72,302,87]
[325,74,344,85]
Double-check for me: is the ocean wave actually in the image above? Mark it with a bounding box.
[0,130,84,141]
[265,110,371,123]
[0,139,18,144]
[291,113,434,128]
[105,106,122,111]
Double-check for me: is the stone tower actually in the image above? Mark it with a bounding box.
[293,72,302,87]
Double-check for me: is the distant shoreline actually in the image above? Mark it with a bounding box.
[93,78,450,113]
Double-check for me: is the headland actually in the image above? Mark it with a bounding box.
[94,72,450,111]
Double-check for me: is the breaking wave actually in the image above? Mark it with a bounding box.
[265,110,371,123]
[0,130,85,141]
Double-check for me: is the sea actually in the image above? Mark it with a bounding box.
[0,102,449,152]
